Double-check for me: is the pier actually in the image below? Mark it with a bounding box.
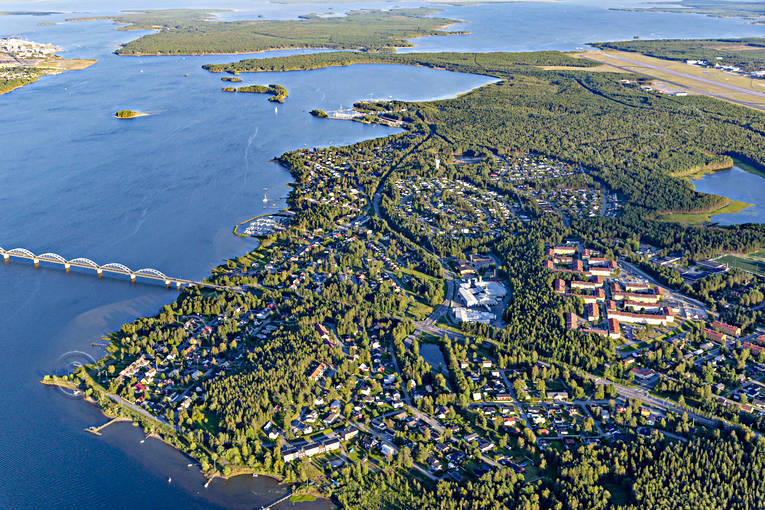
[259,490,296,510]
[86,416,130,436]
[0,246,240,292]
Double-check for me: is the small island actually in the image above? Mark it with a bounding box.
[221,83,288,103]
[310,109,328,118]
[115,109,149,119]
[221,76,242,82]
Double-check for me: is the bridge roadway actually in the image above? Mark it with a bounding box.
[0,246,238,292]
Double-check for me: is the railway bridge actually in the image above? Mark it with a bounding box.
[0,246,236,291]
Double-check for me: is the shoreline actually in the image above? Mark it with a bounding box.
[113,34,471,57]
[107,18,469,57]
[0,57,96,95]
[659,198,753,225]
[40,377,299,493]
[232,211,293,238]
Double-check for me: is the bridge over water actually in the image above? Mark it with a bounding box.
[0,246,237,291]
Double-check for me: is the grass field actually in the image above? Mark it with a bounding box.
[717,254,765,276]
[659,198,751,225]
[577,50,765,111]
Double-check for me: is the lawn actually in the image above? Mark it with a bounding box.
[717,254,765,276]
[658,199,751,225]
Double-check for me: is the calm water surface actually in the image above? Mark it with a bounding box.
[419,343,448,375]
[692,166,765,225]
[1,1,763,508]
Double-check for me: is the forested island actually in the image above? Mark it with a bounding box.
[67,8,465,55]
[612,1,765,23]
[221,83,288,102]
[310,109,328,118]
[51,50,765,509]
[115,109,149,118]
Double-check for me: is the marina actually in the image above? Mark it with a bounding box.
[234,212,293,238]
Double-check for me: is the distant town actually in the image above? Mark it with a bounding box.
[0,37,94,94]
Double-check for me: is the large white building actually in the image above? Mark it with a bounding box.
[452,306,495,324]
[0,38,60,57]
[458,278,507,308]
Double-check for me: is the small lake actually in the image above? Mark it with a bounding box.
[420,343,448,375]
[692,165,765,225]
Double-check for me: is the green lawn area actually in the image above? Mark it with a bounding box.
[407,301,434,320]
[717,254,765,277]
[604,481,632,506]
[658,199,751,225]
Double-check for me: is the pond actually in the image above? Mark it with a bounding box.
[692,164,765,225]
[420,342,448,375]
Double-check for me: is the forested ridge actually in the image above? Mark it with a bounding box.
[70,8,464,55]
[331,432,765,509]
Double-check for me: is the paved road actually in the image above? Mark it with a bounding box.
[620,260,709,315]
[352,421,438,481]
[106,391,175,429]
[582,374,717,427]
[590,52,765,111]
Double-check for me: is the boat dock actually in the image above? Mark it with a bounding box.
[85,416,129,436]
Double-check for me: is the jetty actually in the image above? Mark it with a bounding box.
[259,490,295,510]
[86,416,129,436]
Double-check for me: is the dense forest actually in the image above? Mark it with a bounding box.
[224,83,288,102]
[203,50,598,74]
[332,432,765,509]
[594,37,765,72]
[69,8,464,55]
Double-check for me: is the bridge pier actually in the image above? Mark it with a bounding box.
[97,268,102,278]
[33,257,39,267]
[176,281,182,290]
[130,274,136,283]
[65,263,70,272]
[165,280,170,288]
[2,253,7,262]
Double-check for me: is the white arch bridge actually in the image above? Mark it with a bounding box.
[0,246,237,291]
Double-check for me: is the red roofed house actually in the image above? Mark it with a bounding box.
[308,363,327,381]
[315,323,330,340]
[703,328,726,344]
[607,318,621,339]
[712,321,741,337]
[631,367,656,380]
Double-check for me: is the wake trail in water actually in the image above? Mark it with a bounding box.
[243,125,259,187]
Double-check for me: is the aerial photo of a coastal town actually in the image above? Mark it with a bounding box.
[2,0,765,508]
